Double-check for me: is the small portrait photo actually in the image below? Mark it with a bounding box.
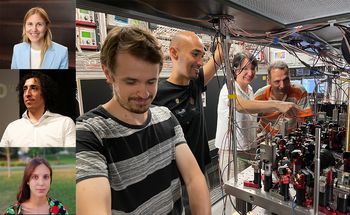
[0,70,78,148]
[0,148,75,214]
[0,0,75,69]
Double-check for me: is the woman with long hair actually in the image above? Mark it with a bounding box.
[3,157,68,215]
[11,7,68,69]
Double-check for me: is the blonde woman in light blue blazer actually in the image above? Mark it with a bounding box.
[11,7,68,69]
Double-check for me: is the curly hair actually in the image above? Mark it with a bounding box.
[17,71,58,112]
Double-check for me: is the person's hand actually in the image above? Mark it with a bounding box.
[213,40,224,65]
[276,102,303,118]
[214,37,232,65]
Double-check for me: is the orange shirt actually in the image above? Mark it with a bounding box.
[254,84,313,136]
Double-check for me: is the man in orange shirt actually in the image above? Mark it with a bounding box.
[254,61,313,135]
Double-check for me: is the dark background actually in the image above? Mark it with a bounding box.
[19,70,79,122]
[0,0,76,69]
[78,75,267,140]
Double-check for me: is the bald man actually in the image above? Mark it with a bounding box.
[153,31,223,214]
[154,31,222,172]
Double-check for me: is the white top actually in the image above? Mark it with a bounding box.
[30,48,41,69]
[215,82,257,151]
[0,110,76,147]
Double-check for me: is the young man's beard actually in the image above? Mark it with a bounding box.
[114,86,153,114]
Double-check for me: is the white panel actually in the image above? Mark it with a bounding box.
[269,47,325,68]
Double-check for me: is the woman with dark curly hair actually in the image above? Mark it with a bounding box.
[3,157,68,215]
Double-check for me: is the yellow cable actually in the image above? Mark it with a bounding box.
[227,94,237,99]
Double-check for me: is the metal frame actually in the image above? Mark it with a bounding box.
[76,0,216,35]
[224,167,315,215]
[77,0,350,50]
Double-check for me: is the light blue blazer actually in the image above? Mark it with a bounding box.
[11,42,68,69]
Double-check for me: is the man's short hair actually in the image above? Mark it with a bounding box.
[232,52,258,73]
[17,71,58,112]
[267,61,289,79]
[100,26,163,76]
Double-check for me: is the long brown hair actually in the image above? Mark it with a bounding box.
[22,7,53,67]
[16,157,53,203]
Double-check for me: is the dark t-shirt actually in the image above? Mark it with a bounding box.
[153,69,211,172]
